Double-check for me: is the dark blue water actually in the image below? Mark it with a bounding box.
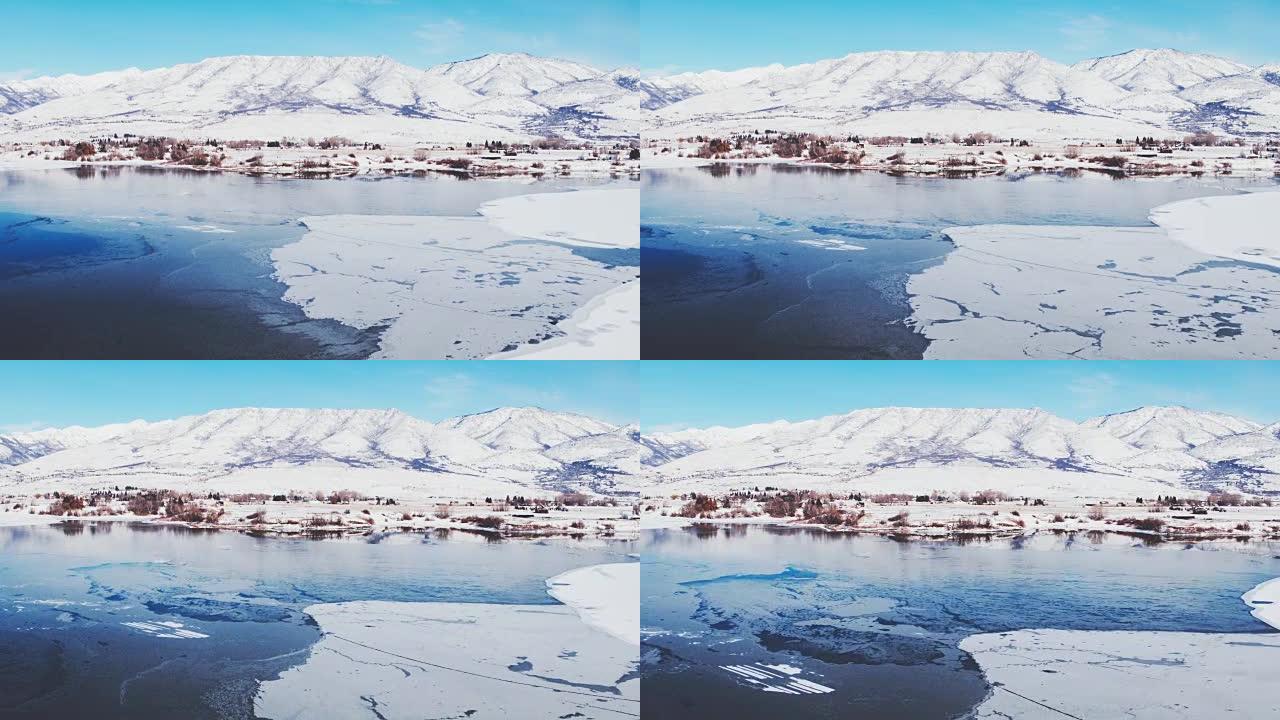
[0,521,631,719]
[0,167,608,359]
[641,525,1280,719]
[641,165,1280,359]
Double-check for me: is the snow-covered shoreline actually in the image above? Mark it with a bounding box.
[270,187,639,359]
[907,188,1280,359]
[253,562,639,720]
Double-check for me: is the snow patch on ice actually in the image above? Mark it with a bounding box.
[122,620,209,639]
[270,188,637,359]
[1151,189,1280,271]
[1243,577,1280,630]
[908,223,1280,359]
[546,562,639,646]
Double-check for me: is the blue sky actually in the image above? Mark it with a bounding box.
[0,362,641,431]
[3,0,1272,81]
[635,0,1277,72]
[0,0,637,79]
[1,362,1277,433]
[635,362,1280,430]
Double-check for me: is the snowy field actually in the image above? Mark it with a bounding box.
[271,187,639,359]
[908,188,1280,359]
[0,494,639,541]
[254,563,639,720]
[0,143,638,180]
[644,139,1279,177]
[642,494,1280,542]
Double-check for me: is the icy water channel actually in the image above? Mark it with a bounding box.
[0,167,617,359]
[641,164,1280,359]
[0,521,631,719]
[640,525,1280,719]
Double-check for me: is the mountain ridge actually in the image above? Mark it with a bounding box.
[0,53,642,142]
[643,48,1280,137]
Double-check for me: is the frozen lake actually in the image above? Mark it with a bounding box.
[0,521,631,719]
[0,167,627,358]
[640,165,1280,359]
[641,525,1280,719]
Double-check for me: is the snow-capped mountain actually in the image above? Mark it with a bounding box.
[0,407,646,497]
[641,406,1280,497]
[645,49,1280,138]
[1082,406,1262,451]
[0,53,642,143]
[1072,49,1249,93]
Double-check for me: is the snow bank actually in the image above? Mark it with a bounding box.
[1244,577,1280,630]
[491,279,639,359]
[255,569,639,719]
[0,511,63,527]
[545,562,639,646]
[1151,190,1280,271]
[961,629,1280,719]
[480,187,639,248]
[271,188,637,359]
[908,223,1280,359]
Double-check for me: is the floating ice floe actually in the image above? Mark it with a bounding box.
[271,187,638,359]
[1151,189,1280,271]
[175,224,236,234]
[908,220,1280,359]
[1243,577,1280,630]
[961,628,1280,719]
[121,620,209,639]
[545,562,639,645]
[720,663,835,695]
[255,564,638,720]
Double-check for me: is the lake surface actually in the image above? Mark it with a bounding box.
[641,525,1280,719]
[641,165,1280,359]
[0,521,631,719]
[0,167,609,359]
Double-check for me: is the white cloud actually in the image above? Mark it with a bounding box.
[424,372,476,408]
[415,19,466,56]
[0,69,37,82]
[1060,14,1112,51]
[0,420,50,434]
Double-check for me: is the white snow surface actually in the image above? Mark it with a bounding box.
[271,188,638,360]
[545,562,639,646]
[1150,189,1280,271]
[906,222,1280,359]
[254,595,638,720]
[1243,577,1280,630]
[492,280,639,360]
[645,49,1280,138]
[961,628,1280,719]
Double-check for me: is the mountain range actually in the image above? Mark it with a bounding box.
[0,407,643,497]
[643,48,1280,138]
[2,405,1279,499]
[642,406,1280,498]
[4,48,1276,144]
[0,53,642,143]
